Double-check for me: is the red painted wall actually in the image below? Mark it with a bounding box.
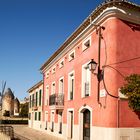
[42,17,140,128]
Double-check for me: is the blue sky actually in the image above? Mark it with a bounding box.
[0,0,140,100]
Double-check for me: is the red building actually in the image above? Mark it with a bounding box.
[29,1,140,140]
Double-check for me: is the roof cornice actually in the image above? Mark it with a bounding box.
[27,80,43,93]
[40,0,140,72]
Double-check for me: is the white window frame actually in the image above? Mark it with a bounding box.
[52,66,56,74]
[59,77,64,94]
[69,50,75,61]
[59,59,64,68]
[46,71,49,79]
[68,71,75,100]
[81,62,91,98]
[50,110,55,131]
[45,111,48,130]
[45,85,49,105]
[51,82,55,95]
[82,36,91,51]
[67,108,74,139]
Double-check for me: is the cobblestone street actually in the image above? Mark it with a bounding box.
[12,125,64,140]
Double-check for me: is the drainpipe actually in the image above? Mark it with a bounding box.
[117,98,120,128]
[96,26,105,106]
[117,97,120,140]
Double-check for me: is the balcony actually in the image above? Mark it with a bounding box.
[49,94,64,110]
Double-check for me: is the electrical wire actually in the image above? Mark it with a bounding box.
[103,65,125,78]
[108,56,140,66]
[102,37,120,99]
[102,69,119,99]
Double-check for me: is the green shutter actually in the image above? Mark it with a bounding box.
[29,96,31,108]
[32,94,34,107]
[36,92,38,106]
[35,112,37,120]
[38,112,41,121]
[39,90,42,106]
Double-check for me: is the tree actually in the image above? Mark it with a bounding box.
[19,102,28,118]
[120,74,140,112]
[3,110,10,117]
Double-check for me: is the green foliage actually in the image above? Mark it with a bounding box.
[1,120,28,124]
[19,102,29,118]
[3,110,10,117]
[120,74,140,111]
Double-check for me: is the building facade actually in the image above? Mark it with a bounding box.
[28,80,43,130]
[29,1,140,140]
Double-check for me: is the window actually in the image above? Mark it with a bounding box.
[59,77,64,94]
[39,89,42,106]
[69,51,75,61]
[35,112,37,120]
[51,111,54,132]
[46,71,49,79]
[68,71,74,100]
[45,86,49,105]
[58,112,63,134]
[82,36,91,51]
[45,112,48,130]
[59,59,64,68]
[52,67,56,74]
[82,63,91,97]
[38,112,41,121]
[52,82,55,95]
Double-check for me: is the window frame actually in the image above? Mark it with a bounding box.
[82,36,91,51]
[45,85,49,105]
[68,71,75,100]
[81,62,91,98]
[52,66,56,74]
[51,82,56,95]
[59,77,64,94]
[46,71,49,79]
[68,50,75,61]
[59,59,64,68]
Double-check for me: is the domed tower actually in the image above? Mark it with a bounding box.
[2,88,14,116]
[14,98,20,116]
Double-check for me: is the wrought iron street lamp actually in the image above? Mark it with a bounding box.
[88,59,97,72]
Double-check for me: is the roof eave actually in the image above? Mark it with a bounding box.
[40,0,140,72]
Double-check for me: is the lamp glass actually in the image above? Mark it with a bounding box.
[88,59,97,71]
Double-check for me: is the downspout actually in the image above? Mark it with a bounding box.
[117,98,120,128]
[117,97,120,140]
[97,27,102,105]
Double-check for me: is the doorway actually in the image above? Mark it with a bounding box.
[83,109,90,140]
[45,112,48,130]
[67,110,73,139]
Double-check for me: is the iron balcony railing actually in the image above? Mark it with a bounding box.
[49,94,64,106]
[0,125,14,140]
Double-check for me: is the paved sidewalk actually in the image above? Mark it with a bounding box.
[12,125,64,140]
